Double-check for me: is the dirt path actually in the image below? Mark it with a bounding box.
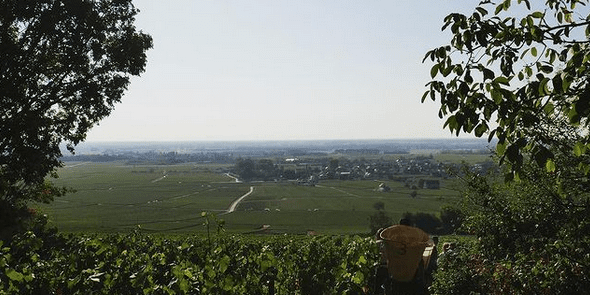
[150,174,167,183]
[224,173,241,182]
[222,186,254,214]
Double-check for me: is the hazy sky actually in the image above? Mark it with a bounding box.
[86,0,479,142]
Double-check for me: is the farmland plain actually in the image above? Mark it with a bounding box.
[40,160,463,235]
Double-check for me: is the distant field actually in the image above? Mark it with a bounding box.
[40,161,461,234]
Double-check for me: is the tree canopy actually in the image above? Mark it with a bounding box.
[424,0,590,180]
[425,1,590,292]
[0,0,152,233]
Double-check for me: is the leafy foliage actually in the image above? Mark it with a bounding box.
[402,212,442,234]
[0,0,152,235]
[425,1,590,293]
[430,237,485,294]
[424,0,590,179]
[439,206,465,234]
[368,210,393,235]
[0,231,380,294]
[399,209,464,235]
[430,164,590,294]
[234,158,282,181]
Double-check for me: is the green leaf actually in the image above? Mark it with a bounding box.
[531,47,537,57]
[421,91,429,103]
[475,123,488,137]
[525,66,533,77]
[352,271,365,284]
[546,158,556,172]
[443,115,458,131]
[548,49,557,63]
[459,82,470,97]
[543,102,555,115]
[539,78,550,95]
[430,64,440,78]
[540,65,552,73]
[219,255,230,273]
[357,255,367,265]
[569,107,580,124]
[527,16,534,28]
[561,73,572,92]
[179,279,189,293]
[223,277,234,291]
[476,7,488,16]
[260,259,272,272]
[5,269,24,282]
[496,141,507,155]
[552,76,563,94]
[494,77,510,86]
[514,171,521,182]
[442,64,454,76]
[483,68,495,81]
[531,11,543,18]
[495,4,503,15]
[575,96,590,117]
[464,70,473,83]
[506,144,520,163]
[96,245,108,256]
[574,142,586,156]
[581,163,590,175]
[436,47,447,59]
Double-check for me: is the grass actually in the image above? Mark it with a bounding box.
[40,161,462,234]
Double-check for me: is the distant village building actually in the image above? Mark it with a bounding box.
[296,175,318,186]
[338,171,351,180]
[378,183,391,192]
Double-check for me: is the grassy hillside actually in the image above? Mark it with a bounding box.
[41,161,461,234]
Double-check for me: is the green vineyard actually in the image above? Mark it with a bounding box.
[1,230,381,294]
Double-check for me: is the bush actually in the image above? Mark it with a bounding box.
[368,210,393,235]
[430,238,485,294]
[432,166,590,294]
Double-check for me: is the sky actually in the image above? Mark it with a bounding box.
[86,0,480,142]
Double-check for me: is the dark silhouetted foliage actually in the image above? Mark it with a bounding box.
[425,1,590,293]
[0,0,152,236]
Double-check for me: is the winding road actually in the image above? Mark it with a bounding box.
[224,173,241,183]
[222,186,254,214]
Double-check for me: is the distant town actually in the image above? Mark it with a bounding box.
[61,139,497,183]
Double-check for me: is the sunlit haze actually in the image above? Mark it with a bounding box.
[86,0,479,142]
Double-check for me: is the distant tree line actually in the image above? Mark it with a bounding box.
[61,151,234,164]
[233,158,311,181]
[401,208,464,235]
[369,204,464,236]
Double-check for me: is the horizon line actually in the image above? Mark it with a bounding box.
[79,137,490,143]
